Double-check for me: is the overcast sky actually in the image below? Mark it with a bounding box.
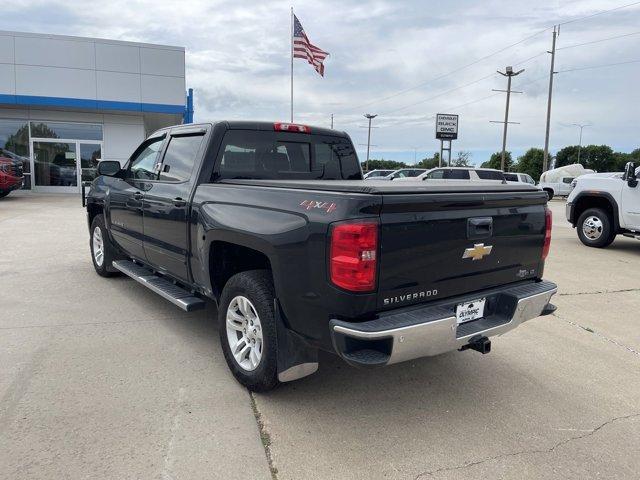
[3,0,639,164]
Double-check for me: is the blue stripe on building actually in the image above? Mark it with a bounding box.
[0,94,184,115]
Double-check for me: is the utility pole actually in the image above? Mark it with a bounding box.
[330,113,334,129]
[364,114,377,172]
[543,26,558,173]
[491,66,524,171]
[572,123,591,164]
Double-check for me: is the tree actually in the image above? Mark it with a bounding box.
[361,159,406,171]
[416,152,440,169]
[580,145,615,172]
[556,144,615,172]
[480,151,512,171]
[555,145,581,168]
[451,151,472,167]
[515,148,545,181]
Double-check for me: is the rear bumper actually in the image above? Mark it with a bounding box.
[330,280,557,367]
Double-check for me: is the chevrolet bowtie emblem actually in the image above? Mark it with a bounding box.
[463,243,493,261]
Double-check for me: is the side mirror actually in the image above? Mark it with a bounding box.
[624,162,638,188]
[97,160,121,177]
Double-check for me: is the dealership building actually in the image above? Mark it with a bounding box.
[0,30,191,193]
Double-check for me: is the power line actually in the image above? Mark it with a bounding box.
[381,73,496,115]
[557,30,640,50]
[336,27,549,114]
[556,59,640,73]
[558,0,640,26]
[381,52,548,117]
[337,1,640,116]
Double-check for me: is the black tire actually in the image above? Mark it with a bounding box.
[577,208,616,248]
[544,189,554,201]
[0,190,10,198]
[90,214,120,277]
[218,270,279,392]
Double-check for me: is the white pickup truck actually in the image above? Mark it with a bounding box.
[566,162,640,247]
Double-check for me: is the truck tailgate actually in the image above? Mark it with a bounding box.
[378,190,548,309]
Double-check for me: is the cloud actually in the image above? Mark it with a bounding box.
[2,0,639,162]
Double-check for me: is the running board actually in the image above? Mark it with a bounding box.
[112,260,205,312]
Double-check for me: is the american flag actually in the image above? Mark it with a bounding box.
[293,14,329,77]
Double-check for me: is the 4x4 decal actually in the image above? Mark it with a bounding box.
[300,199,337,214]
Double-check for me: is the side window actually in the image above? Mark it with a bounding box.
[476,169,505,181]
[158,134,205,182]
[446,169,470,180]
[427,169,444,179]
[129,137,164,180]
[562,177,574,184]
[526,175,535,184]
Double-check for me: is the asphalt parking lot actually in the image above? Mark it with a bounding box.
[1,194,639,479]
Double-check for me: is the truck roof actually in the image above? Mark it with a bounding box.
[150,121,349,139]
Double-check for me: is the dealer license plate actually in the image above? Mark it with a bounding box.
[456,298,486,324]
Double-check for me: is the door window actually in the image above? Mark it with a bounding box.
[426,169,444,179]
[159,134,205,182]
[476,169,505,181]
[445,169,470,180]
[129,137,164,180]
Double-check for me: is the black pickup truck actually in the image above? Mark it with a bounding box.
[85,121,557,391]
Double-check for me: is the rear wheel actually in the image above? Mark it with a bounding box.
[577,208,615,248]
[90,214,120,276]
[218,270,279,392]
[0,190,10,198]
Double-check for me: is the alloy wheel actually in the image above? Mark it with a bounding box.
[226,296,263,371]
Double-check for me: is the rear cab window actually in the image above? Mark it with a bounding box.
[503,173,518,181]
[214,130,361,180]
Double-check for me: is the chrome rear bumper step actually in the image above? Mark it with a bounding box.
[112,260,205,312]
[331,280,557,367]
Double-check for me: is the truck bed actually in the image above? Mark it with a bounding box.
[219,179,542,195]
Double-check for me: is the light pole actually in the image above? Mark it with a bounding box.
[364,114,378,172]
[572,123,591,164]
[494,66,524,171]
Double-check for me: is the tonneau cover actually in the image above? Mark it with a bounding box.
[218,179,541,195]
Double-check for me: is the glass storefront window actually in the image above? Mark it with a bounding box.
[33,141,78,187]
[30,121,103,141]
[80,143,102,182]
[0,119,30,189]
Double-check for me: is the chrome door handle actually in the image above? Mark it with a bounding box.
[173,197,187,207]
[133,192,143,200]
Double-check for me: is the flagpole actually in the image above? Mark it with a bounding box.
[290,7,294,122]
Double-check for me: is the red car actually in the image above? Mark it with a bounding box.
[0,152,25,198]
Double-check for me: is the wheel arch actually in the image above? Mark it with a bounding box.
[207,238,275,301]
[572,192,620,231]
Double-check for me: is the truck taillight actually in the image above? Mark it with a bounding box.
[542,207,552,260]
[329,221,378,292]
[274,122,310,133]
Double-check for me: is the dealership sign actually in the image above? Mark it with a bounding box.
[435,114,459,140]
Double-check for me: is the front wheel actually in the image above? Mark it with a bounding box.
[577,208,616,248]
[90,214,120,276]
[0,190,10,198]
[544,189,554,201]
[218,270,279,392]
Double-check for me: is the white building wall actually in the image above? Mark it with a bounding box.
[0,30,185,110]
